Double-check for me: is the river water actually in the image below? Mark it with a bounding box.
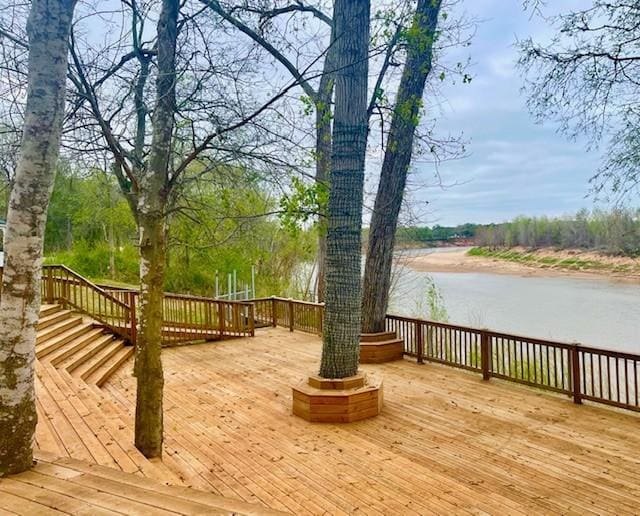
[388,248,640,354]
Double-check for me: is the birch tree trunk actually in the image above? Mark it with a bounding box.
[0,0,75,477]
[133,0,178,459]
[319,0,370,379]
[362,0,442,333]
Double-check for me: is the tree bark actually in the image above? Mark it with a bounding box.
[319,0,370,379]
[133,0,178,459]
[0,0,75,477]
[314,102,331,302]
[362,0,441,333]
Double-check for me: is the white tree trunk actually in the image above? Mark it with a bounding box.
[0,0,76,477]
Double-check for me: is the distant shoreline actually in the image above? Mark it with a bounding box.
[404,246,640,284]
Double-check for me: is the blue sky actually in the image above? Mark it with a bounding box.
[410,0,604,226]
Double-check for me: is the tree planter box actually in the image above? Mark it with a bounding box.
[292,372,383,423]
[360,332,404,363]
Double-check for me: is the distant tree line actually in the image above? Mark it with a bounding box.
[394,223,480,244]
[474,209,640,256]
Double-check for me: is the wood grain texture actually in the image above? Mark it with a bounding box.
[99,327,640,515]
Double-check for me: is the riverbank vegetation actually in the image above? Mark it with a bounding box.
[467,246,640,276]
[474,209,640,256]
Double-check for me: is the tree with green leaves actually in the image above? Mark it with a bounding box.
[0,0,76,477]
[319,0,370,379]
[362,0,443,333]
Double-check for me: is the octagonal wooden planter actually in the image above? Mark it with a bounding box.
[360,332,404,363]
[292,372,383,423]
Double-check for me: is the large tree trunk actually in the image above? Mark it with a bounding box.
[0,0,75,477]
[313,27,337,304]
[319,0,370,379]
[133,0,178,459]
[362,0,442,333]
[314,104,331,302]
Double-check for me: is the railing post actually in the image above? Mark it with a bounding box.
[416,322,424,364]
[481,331,491,381]
[218,302,225,337]
[571,344,582,405]
[46,267,54,304]
[288,299,294,332]
[248,304,255,337]
[129,291,137,346]
[271,297,277,327]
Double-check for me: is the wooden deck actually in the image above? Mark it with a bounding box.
[0,451,282,515]
[93,328,640,515]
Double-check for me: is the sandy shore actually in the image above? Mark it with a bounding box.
[404,247,640,283]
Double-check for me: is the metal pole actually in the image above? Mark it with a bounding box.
[215,271,219,298]
[233,270,237,301]
[227,273,232,300]
[251,265,256,298]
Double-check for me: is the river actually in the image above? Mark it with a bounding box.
[388,248,640,354]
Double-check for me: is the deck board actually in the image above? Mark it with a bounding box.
[97,328,640,515]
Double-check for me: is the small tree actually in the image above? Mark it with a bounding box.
[319,0,370,379]
[0,0,76,476]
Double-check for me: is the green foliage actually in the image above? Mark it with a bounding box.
[43,164,317,297]
[278,177,328,234]
[413,275,448,322]
[46,242,140,284]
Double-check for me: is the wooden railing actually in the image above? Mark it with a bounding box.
[97,285,255,345]
[249,296,640,414]
[0,265,254,345]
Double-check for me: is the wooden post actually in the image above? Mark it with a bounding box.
[288,299,294,332]
[271,297,277,327]
[129,291,137,346]
[416,322,424,364]
[248,304,255,337]
[481,332,491,381]
[45,267,54,304]
[571,344,582,404]
[218,302,225,337]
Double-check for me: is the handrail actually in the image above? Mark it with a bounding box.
[1,264,255,345]
[249,296,640,415]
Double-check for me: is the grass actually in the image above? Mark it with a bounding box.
[467,247,640,276]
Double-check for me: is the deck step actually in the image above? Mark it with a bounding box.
[39,304,62,318]
[59,334,117,373]
[36,322,96,359]
[360,338,405,363]
[74,340,125,381]
[86,345,134,387]
[37,309,73,331]
[47,328,107,366]
[36,316,85,345]
[360,331,398,343]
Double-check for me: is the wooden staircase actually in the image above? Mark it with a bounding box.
[37,304,134,387]
[31,304,284,514]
